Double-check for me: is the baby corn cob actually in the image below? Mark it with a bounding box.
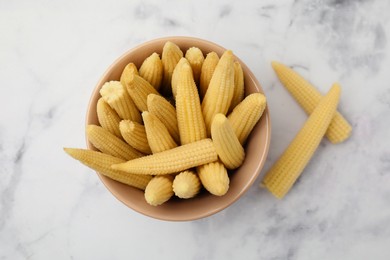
[271,61,352,144]
[211,113,245,169]
[229,61,245,112]
[227,93,267,145]
[63,148,152,190]
[99,81,142,123]
[202,50,235,136]
[139,52,163,91]
[161,41,183,95]
[142,111,177,154]
[125,73,159,112]
[185,47,204,85]
[197,161,229,196]
[112,139,218,175]
[144,175,174,206]
[199,52,219,98]
[176,63,207,144]
[171,57,190,98]
[147,94,180,144]
[119,120,152,154]
[172,170,201,199]
[262,84,341,199]
[96,98,122,138]
[86,125,144,160]
[120,63,139,88]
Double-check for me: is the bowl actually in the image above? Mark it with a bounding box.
[86,36,271,221]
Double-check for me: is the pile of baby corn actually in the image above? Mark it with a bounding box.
[64,41,267,206]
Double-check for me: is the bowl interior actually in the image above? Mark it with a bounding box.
[86,36,271,221]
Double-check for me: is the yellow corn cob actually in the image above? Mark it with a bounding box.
[229,61,245,112]
[199,52,219,98]
[161,41,183,95]
[176,63,207,144]
[63,148,152,190]
[125,73,159,112]
[99,81,142,123]
[147,94,180,144]
[139,52,163,91]
[197,161,229,196]
[86,125,144,160]
[262,84,341,199]
[142,111,177,154]
[172,170,201,199]
[171,57,190,98]
[119,120,152,154]
[96,98,122,138]
[112,139,218,175]
[227,93,267,145]
[271,61,352,144]
[144,175,174,206]
[185,47,204,85]
[120,63,139,88]
[202,50,235,136]
[211,113,245,169]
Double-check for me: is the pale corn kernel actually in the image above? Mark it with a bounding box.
[120,63,139,88]
[125,73,159,112]
[211,113,245,169]
[262,84,341,199]
[172,170,201,199]
[96,98,122,138]
[229,61,245,112]
[145,175,174,206]
[100,81,142,123]
[112,139,218,175]
[271,61,352,144]
[119,120,151,154]
[199,52,219,99]
[185,47,204,85]
[86,125,144,160]
[197,161,229,196]
[202,50,235,136]
[161,41,183,95]
[227,93,267,145]
[171,57,190,98]
[139,52,163,91]
[64,148,151,190]
[176,63,207,144]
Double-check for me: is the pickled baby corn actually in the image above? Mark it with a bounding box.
[228,93,267,145]
[99,81,142,123]
[173,170,201,199]
[96,98,122,138]
[171,57,190,98]
[64,148,152,190]
[197,161,229,196]
[120,63,139,88]
[262,84,341,199]
[112,139,218,175]
[86,125,144,160]
[229,61,245,112]
[176,63,207,144]
[185,47,204,84]
[199,52,219,98]
[161,41,183,95]
[145,175,174,206]
[125,73,159,112]
[211,113,245,169]
[271,61,352,144]
[119,120,151,154]
[202,50,235,135]
[142,111,177,154]
[147,94,180,144]
[139,52,163,91]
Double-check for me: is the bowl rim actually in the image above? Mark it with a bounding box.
[85,36,271,221]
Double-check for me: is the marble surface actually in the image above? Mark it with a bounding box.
[1,0,390,259]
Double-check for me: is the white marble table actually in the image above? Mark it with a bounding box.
[1,0,390,259]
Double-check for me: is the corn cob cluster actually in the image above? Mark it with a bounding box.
[64,41,268,207]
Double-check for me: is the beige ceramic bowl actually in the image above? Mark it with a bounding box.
[86,36,271,221]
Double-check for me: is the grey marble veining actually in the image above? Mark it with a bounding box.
[1,0,390,259]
